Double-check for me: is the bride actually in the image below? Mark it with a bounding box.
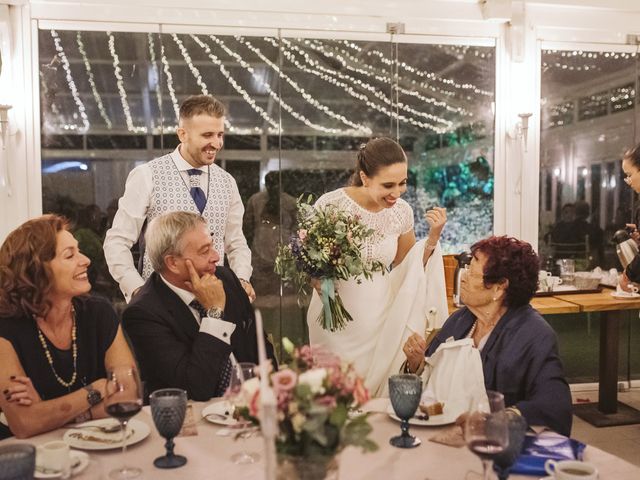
[307,137,448,397]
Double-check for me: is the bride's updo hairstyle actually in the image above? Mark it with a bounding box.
[351,137,407,186]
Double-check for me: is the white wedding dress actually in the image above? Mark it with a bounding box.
[307,189,448,397]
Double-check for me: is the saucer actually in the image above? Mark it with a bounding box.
[35,450,89,479]
[202,400,237,426]
[610,291,640,299]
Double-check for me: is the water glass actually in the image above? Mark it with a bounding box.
[388,374,422,448]
[229,362,261,464]
[493,413,527,480]
[0,444,36,480]
[150,388,188,469]
[557,259,575,286]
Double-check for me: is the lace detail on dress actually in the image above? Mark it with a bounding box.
[315,189,414,266]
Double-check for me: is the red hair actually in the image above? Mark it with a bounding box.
[471,235,539,307]
[0,214,70,318]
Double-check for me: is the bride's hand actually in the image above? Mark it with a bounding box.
[425,207,447,239]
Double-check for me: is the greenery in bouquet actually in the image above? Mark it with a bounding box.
[274,195,386,332]
[233,338,378,458]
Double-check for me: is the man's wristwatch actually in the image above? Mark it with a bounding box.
[84,384,103,407]
[206,306,224,319]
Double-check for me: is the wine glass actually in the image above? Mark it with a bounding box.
[105,365,143,480]
[465,390,509,480]
[150,388,188,469]
[388,374,422,448]
[228,362,260,464]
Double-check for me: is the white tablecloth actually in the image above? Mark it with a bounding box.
[2,398,639,479]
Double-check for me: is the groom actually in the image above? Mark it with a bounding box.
[122,211,275,401]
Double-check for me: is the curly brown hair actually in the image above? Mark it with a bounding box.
[471,235,540,308]
[0,214,70,318]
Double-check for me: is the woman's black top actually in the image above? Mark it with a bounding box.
[0,295,119,438]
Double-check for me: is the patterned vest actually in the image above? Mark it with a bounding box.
[143,154,234,280]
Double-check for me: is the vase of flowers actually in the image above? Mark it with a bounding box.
[275,196,386,332]
[233,339,378,480]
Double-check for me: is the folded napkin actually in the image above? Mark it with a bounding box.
[509,431,586,476]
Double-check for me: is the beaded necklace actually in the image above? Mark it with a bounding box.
[36,309,78,388]
[466,320,478,339]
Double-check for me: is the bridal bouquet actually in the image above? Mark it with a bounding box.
[233,339,377,460]
[275,196,385,332]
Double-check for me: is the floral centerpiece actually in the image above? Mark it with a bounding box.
[233,339,378,479]
[275,196,386,332]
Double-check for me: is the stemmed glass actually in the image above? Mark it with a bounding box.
[465,390,509,480]
[228,362,261,464]
[493,413,527,480]
[150,388,188,469]
[388,374,422,448]
[105,365,143,480]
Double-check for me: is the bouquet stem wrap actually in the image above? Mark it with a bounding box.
[319,278,352,332]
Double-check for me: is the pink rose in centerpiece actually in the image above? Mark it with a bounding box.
[272,368,297,394]
[298,229,307,241]
[315,395,337,409]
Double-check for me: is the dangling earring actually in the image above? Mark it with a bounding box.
[492,296,497,301]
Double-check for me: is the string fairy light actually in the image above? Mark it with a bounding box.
[337,39,492,97]
[267,37,450,132]
[107,31,146,133]
[207,35,370,134]
[50,30,90,132]
[303,38,470,115]
[280,37,455,129]
[76,32,112,129]
[147,33,165,127]
[230,36,371,133]
[190,34,279,130]
[157,37,180,123]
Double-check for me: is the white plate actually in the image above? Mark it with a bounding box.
[610,291,640,299]
[201,400,237,426]
[386,404,458,427]
[63,418,150,451]
[35,450,89,479]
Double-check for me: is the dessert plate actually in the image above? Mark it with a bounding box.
[63,418,150,450]
[201,400,237,426]
[610,291,640,299]
[386,404,458,426]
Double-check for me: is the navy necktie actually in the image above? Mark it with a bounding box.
[186,169,207,214]
[189,299,233,396]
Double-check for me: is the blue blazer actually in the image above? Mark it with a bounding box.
[426,304,572,436]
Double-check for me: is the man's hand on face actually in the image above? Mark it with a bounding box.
[184,259,226,310]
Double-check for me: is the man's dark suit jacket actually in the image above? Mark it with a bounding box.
[122,267,275,401]
[426,304,572,437]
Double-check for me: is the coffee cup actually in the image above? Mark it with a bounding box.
[539,270,552,280]
[540,276,563,292]
[36,441,71,478]
[545,459,598,479]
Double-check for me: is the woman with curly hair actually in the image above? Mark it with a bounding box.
[403,235,572,436]
[0,215,135,439]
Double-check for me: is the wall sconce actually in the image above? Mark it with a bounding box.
[516,112,532,152]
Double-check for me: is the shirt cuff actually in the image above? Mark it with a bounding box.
[120,274,146,303]
[200,317,236,345]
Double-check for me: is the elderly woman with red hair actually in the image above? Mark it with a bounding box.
[403,236,572,436]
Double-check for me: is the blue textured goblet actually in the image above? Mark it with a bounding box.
[493,413,527,480]
[0,444,36,480]
[150,388,188,469]
[388,374,422,448]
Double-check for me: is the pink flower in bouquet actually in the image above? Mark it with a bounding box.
[272,368,297,394]
[315,394,337,409]
[298,229,307,241]
[353,376,369,405]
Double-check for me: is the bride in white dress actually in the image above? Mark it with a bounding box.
[307,137,448,397]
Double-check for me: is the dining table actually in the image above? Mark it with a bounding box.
[2,398,639,479]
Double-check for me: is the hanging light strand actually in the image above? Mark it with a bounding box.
[306,38,470,115]
[50,30,90,132]
[76,32,112,129]
[107,31,146,133]
[147,34,165,125]
[265,37,448,132]
[190,34,279,130]
[230,36,371,133]
[339,39,492,97]
[157,37,181,123]
[208,35,370,134]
